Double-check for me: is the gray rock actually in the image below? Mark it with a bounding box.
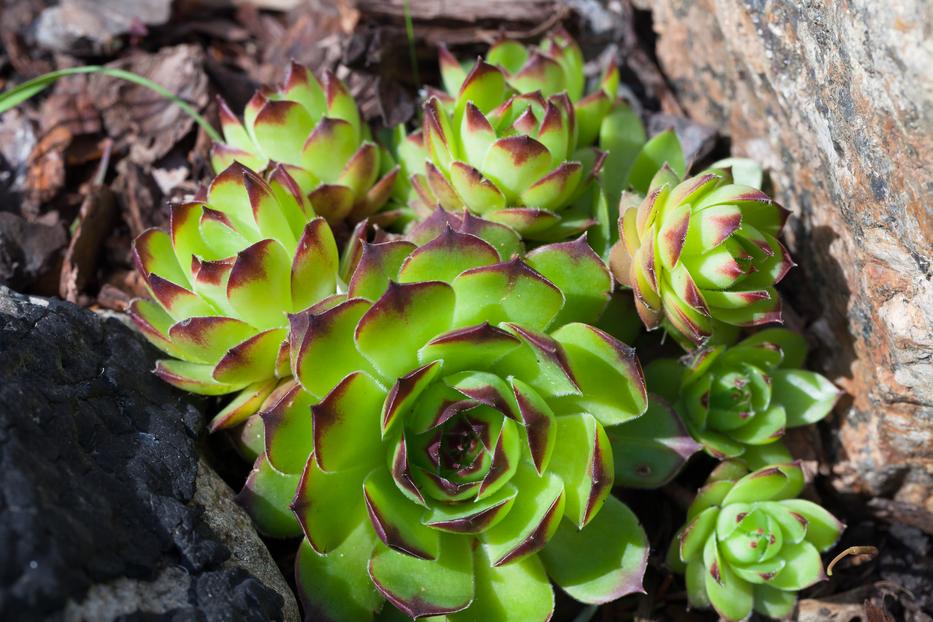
[647,0,933,511]
[0,287,296,621]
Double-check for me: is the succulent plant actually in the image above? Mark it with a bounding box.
[609,166,794,348]
[130,163,339,429]
[234,211,653,621]
[411,83,607,241]
[668,461,844,620]
[438,28,620,150]
[646,328,841,462]
[211,62,398,224]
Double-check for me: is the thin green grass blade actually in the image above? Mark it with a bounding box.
[0,65,221,142]
[403,0,421,85]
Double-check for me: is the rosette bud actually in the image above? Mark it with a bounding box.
[211,62,398,223]
[439,27,619,149]
[609,167,795,347]
[235,218,653,621]
[646,329,841,462]
[668,462,844,620]
[414,74,606,240]
[130,163,339,423]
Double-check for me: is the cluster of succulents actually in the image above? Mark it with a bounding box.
[667,462,844,620]
[128,27,845,622]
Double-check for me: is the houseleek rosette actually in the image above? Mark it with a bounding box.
[438,27,620,150]
[412,55,608,241]
[668,462,844,620]
[235,220,653,621]
[211,62,398,223]
[130,162,339,428]
[609,167,794,347]
[647,328,841,462]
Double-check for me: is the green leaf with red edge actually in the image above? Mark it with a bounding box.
[418,324,521,374]
[243,173,299,253]
[293,458,370,554]
[209,378,279,432]
[545,413,613,528]
[368,534,474,619]
[780,499,845,551]
[338,142,380,198]
[291,217,339,311]
[444,371,518,419]
[574,90,611,149]
[477,417,523,501]
[509,377,557,474]
[236,453,302,538]
[520,162,583,211]
[448,161,507,214]
[525,236,612,325]
[398,227,500,284]
[448,544,554,622]
[457,211,524,261]
[678,506,718,563]
[364,467,440,560]
[154,359,245,396]
[738,327,807,369]
[422,483,517,535]
[348,241,417,301]
[494,324,580,398]
[167,316,254,365]
[212,328,286,385]
[481,136,552,202]
[451,259,563,332]
[355,281,456,381]
[252,100,316,165]
[486,208,560,238]
[721,465,792,505]
[133,228,189,290]
[312,371,386,472]
[289,299,375,399]
[608,397,701,488]
[300,117,359,183]
[767,541,826,591]
[480,463,565,567]
[296,526,383,622]
[703,538,754,622]
[128,297,190,360]
[455,60,509,116]
[261,383,314,473]
[539,495,648,604]
[381,361,444,437]
[549,323,647,426]
[226,239,292,329]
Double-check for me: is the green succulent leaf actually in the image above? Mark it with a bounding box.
[369,534,475,619]
[296,526,383,622]
[771,369,840,427]
[539,496,648,604]
[546,413,613,528]
[356,281,456,380]
[312,371,387,472]
[236,454,302,538]
[753,584,798,619]
[779,499,845,551]
[525,237,613,325]
[609,397,700,488]
[481,463,565,566]
[448,545,554,622]
[550,323,647,426]
[628,130,686,195]
[293,459,370,554]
